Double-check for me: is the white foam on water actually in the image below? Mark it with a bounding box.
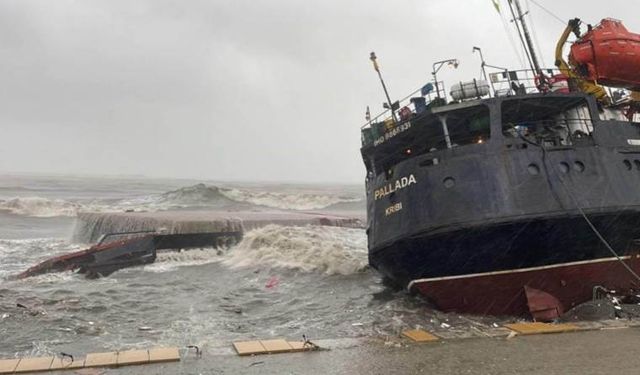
[220,187,362,210]
[0,184,364,218]
[222,225,368,275]
[12,270,79,285]
[0,184,239,218]
[0,238,83,280]
[112,183,238,212]
[142,248,226,273]
[0,197,81,217]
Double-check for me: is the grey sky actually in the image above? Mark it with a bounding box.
[0,0,637,183]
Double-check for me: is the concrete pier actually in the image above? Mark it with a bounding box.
[73,210,365,243]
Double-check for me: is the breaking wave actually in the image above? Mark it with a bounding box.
[100,183,236,212]
[97,184,247,212]
[219,188,362,211]
[0,184,364,218]
[223,225,367,275]
[0,197,81,217]
[153,183,237,207]
[142,248,227,273]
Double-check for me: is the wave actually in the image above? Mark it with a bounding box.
[119,184,364,212]
[219,188,363,211]
[0,183,365,218]
[109,183,249,212]
[141,248,226,273]
[0,197,81,217]
[0,186,39,192]
[222,225,367,275]
[155,183,238,207]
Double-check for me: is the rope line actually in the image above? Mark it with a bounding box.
[525,136,640,283]
[528,0,566,25]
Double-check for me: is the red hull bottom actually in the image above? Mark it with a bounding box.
[408,256,640,318]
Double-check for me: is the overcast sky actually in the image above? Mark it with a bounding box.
[0,0,637,183]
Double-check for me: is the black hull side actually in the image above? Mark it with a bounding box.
[369,211,640,288]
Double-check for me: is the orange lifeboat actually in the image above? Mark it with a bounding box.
[569,18,640,90]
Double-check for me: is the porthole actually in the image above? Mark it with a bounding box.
[574,161,585,173]
[624,160,632,170]
[559,162,570,174]
[443,177,455,188]
[527,163,540,175]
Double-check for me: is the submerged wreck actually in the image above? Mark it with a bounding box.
[361,10,640,320]
[15,209,363,279]
[15,231,242,279]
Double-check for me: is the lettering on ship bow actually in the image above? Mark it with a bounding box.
[374,174,417,200]
[373,121,412,146]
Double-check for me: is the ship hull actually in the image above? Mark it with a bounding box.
[369,211,640,316]
[408,255,640,317]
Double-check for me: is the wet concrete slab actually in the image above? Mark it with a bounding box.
[4,319,640,374]
[13,356,54,373]
[116,350,149,366]
[84,352,118,368]
[74,210,365,242]
[401,329,439,342]
[148,347,180,363]
[48,357,85,370]
[504,322,579,335]
[110,327,640,375]
[0,358,20,374]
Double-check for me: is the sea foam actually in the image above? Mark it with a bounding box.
[0,197,81,217]
[219,187,362,211]
[222,225,367,275]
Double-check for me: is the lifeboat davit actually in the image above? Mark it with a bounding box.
[569,18,640,90]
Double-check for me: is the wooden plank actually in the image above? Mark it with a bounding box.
[14,356,54,373]
[287,341,312,352]
[84,351,118,368]
[504,322,578,335]
[260,339,293,354]
[117,350,150,366]
[148,347,180,363]
[402,329,440,342]
[233,341,267,356]
[0,358,20,375]
[49,357,85,370]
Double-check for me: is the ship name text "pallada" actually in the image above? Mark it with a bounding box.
[374,174,417,200]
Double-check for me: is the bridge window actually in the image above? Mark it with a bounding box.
[501,97,592,146]
[445,105,491,147]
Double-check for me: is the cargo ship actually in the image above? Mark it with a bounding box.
[360,8,640,320]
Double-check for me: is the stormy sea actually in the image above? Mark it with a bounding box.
[0,174,497,358]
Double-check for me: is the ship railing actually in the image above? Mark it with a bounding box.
[361,67,581,148]
[488,67,568,97]
[363,67,573,130]
[361,80,446,130]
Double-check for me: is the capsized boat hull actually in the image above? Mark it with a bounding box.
[14,231,243,279]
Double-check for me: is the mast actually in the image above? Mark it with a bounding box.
[512,0,542,76]
[370,52,398,123]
